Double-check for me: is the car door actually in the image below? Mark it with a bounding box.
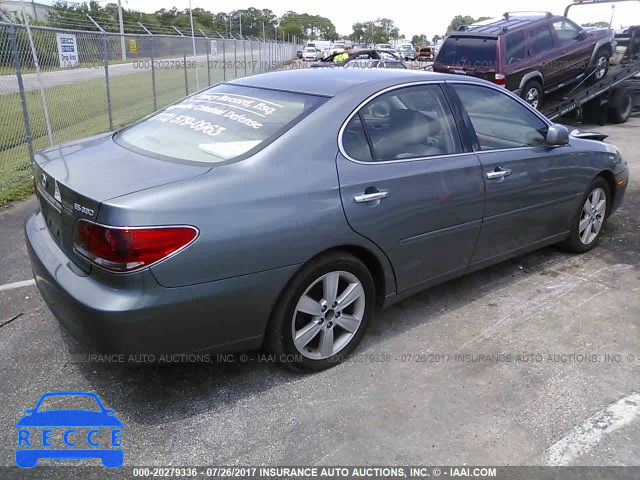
[448,82,584,266]
[551,19,593,78]
[337,84,485,292]
[527,24,563,88]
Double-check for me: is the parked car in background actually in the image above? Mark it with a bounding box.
[330,43,347,55]
[343,59,407,69]
[302,47,321,61]
[397,44,416,61]
[416,45,434,61]
[311,49,406,68]
[432,39,445,56]
[25,69,628,371]
[375,43,393,50]
[433,12,615,109]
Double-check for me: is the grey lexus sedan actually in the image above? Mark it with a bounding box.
[25,69,629,371]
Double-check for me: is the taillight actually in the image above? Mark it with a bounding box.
[73,220,198,273]
[494,73,506,87]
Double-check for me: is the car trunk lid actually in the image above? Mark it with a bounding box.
[34,132,211,271]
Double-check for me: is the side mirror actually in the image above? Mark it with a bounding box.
[546,124,570,146]
[577,30,588,41]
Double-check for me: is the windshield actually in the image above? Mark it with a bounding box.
[566,1,640,30]
[436,36,497,68]
[116,85,326,163]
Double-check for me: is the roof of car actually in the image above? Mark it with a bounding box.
[228,68,485,96]
[451,14,564,37]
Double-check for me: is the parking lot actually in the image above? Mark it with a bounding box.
[0,113,638,473]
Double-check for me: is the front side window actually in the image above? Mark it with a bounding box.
[529,25,555,55]
[553,20,582,46]
[116,85,326,163]
[452,84,548,150]
[342,85,463,162]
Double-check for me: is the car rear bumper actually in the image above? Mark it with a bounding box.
[25,209,299,355]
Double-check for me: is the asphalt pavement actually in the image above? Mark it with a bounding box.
[0,116,638,475]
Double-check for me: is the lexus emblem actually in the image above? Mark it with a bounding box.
[41,174,48,189]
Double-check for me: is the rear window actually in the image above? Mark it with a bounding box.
[115,85,326,163]
[436,36,497,69]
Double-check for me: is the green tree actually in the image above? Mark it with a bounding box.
[446,15,493,33]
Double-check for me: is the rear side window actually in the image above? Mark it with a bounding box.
[436,36,497,69]
[529,25,555,56]
[116,85,326,163]
[343,85,463,162]
[504,31,526,65]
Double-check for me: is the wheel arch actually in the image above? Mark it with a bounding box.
[519,71,544,90]
[596,169,617,211]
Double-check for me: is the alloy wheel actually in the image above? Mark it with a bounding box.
[526,88,540,109]
[595,56,608,80]
[291,271,366,360]
[579,187,607,245]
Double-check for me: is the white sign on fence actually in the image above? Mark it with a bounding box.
[210,40,218,56]
[56,33,79,68]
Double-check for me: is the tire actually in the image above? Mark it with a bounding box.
[608,87,633,124]
[560,177,611,253]
[521,80,543,109]
[265,252,375,371]
[587,48,610,85]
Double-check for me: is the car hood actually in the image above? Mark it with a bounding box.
[568,126,608,141]
[16,410,123,427]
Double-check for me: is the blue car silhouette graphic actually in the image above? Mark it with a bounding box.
[15,391,123,468]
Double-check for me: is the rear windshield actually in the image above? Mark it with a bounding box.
[115,85,326,163]
[436,36,497,69]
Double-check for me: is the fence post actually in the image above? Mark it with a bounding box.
[7,24,34,164]
[258,37,262,73]
[103,33,114,131]
[199,30,212,86]
[243,37,247,76]
[139,22,157,111]
[222,38,226,81]
[234,39,238,79]
[251,39,254,74]
[183,52,189,96]
[150,36,157,111]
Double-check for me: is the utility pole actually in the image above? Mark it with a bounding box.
[117,0,126,61]
[239,13,242,37]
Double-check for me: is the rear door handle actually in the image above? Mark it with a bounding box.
[486,167,512,180]
[354,191,389,203]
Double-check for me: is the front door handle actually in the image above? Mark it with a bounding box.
[486,167,512,180]
[354,190,389,203]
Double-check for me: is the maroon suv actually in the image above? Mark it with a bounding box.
[433,13,615,108]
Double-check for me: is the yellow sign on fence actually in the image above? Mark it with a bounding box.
[129,39,138,54]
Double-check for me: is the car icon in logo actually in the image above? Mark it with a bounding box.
[40,174,47,189]
[15,391,123,468]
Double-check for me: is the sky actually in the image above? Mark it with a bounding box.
[98,0,572,37]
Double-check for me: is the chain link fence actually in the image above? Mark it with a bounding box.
[0,20,300,203]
